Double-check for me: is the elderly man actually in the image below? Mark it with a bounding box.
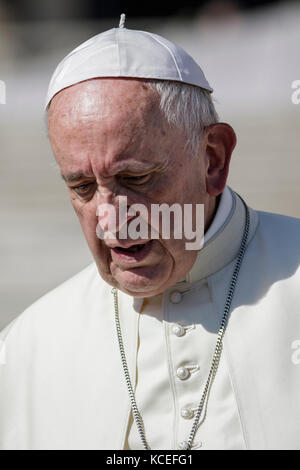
[1,18,300,451]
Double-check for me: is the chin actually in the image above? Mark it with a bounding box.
[114,266,169,297]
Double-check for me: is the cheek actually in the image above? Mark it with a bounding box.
[72,200,98,242]
[73,201,112,274]
[162,237,197,264]
[167,239,198,274]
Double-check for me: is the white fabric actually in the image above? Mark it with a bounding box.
[1,190,300,450]
[45,27,213,109]
[125,289,245,450]
[125,187,241,450]
[204,186,233,244]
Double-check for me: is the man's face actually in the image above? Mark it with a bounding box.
[48,78,212,297]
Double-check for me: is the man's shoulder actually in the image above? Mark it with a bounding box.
[249,209,300,276]
[24,262,104,312]
[256,209,300,246]
[257,209,300,230]
[0,263,108,342]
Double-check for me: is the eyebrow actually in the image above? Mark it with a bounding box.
[61,172,93,183]
[61,162,159,183]
[115,162,158,173]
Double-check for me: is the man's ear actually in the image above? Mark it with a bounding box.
[203,123,236,197]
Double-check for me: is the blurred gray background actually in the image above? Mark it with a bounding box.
[1,0,299,329]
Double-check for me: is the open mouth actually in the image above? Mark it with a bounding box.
[115,243,147,253]
[111,240,153,262]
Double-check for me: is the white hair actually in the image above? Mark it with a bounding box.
[145,79,219,157]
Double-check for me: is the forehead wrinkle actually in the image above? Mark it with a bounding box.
[51,92,162,168]
[49,79,172,182]
[89,123,168,178]
[50,78,161,134]
[90,154,163,179]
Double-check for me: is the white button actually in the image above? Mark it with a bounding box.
[181,407,194,419]
[172,324,185,337]
[170,291,182,304]
[178,441,189,450]
[192,441,202,449]
[176,366,190,380]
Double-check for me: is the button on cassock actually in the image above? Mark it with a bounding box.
[170,291,182,304]
[180,407,194,419]
[172,324,185,337]
[176,366,190,380]
[178,440,189,450]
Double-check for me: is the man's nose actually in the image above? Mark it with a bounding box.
[96,192,133,239]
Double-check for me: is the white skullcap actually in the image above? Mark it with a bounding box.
[45,18,213,109]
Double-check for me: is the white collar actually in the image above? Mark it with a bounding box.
[204,186,233,245]
[184,187,259,284]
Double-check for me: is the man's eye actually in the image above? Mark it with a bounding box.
[72,183,95,195]
[122,174,150,185]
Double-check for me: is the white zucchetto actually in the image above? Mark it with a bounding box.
[45,19,213,109]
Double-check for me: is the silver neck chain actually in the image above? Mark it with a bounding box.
[112,195,250,450]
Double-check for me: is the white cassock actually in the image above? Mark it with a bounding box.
[0,187,300,450]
